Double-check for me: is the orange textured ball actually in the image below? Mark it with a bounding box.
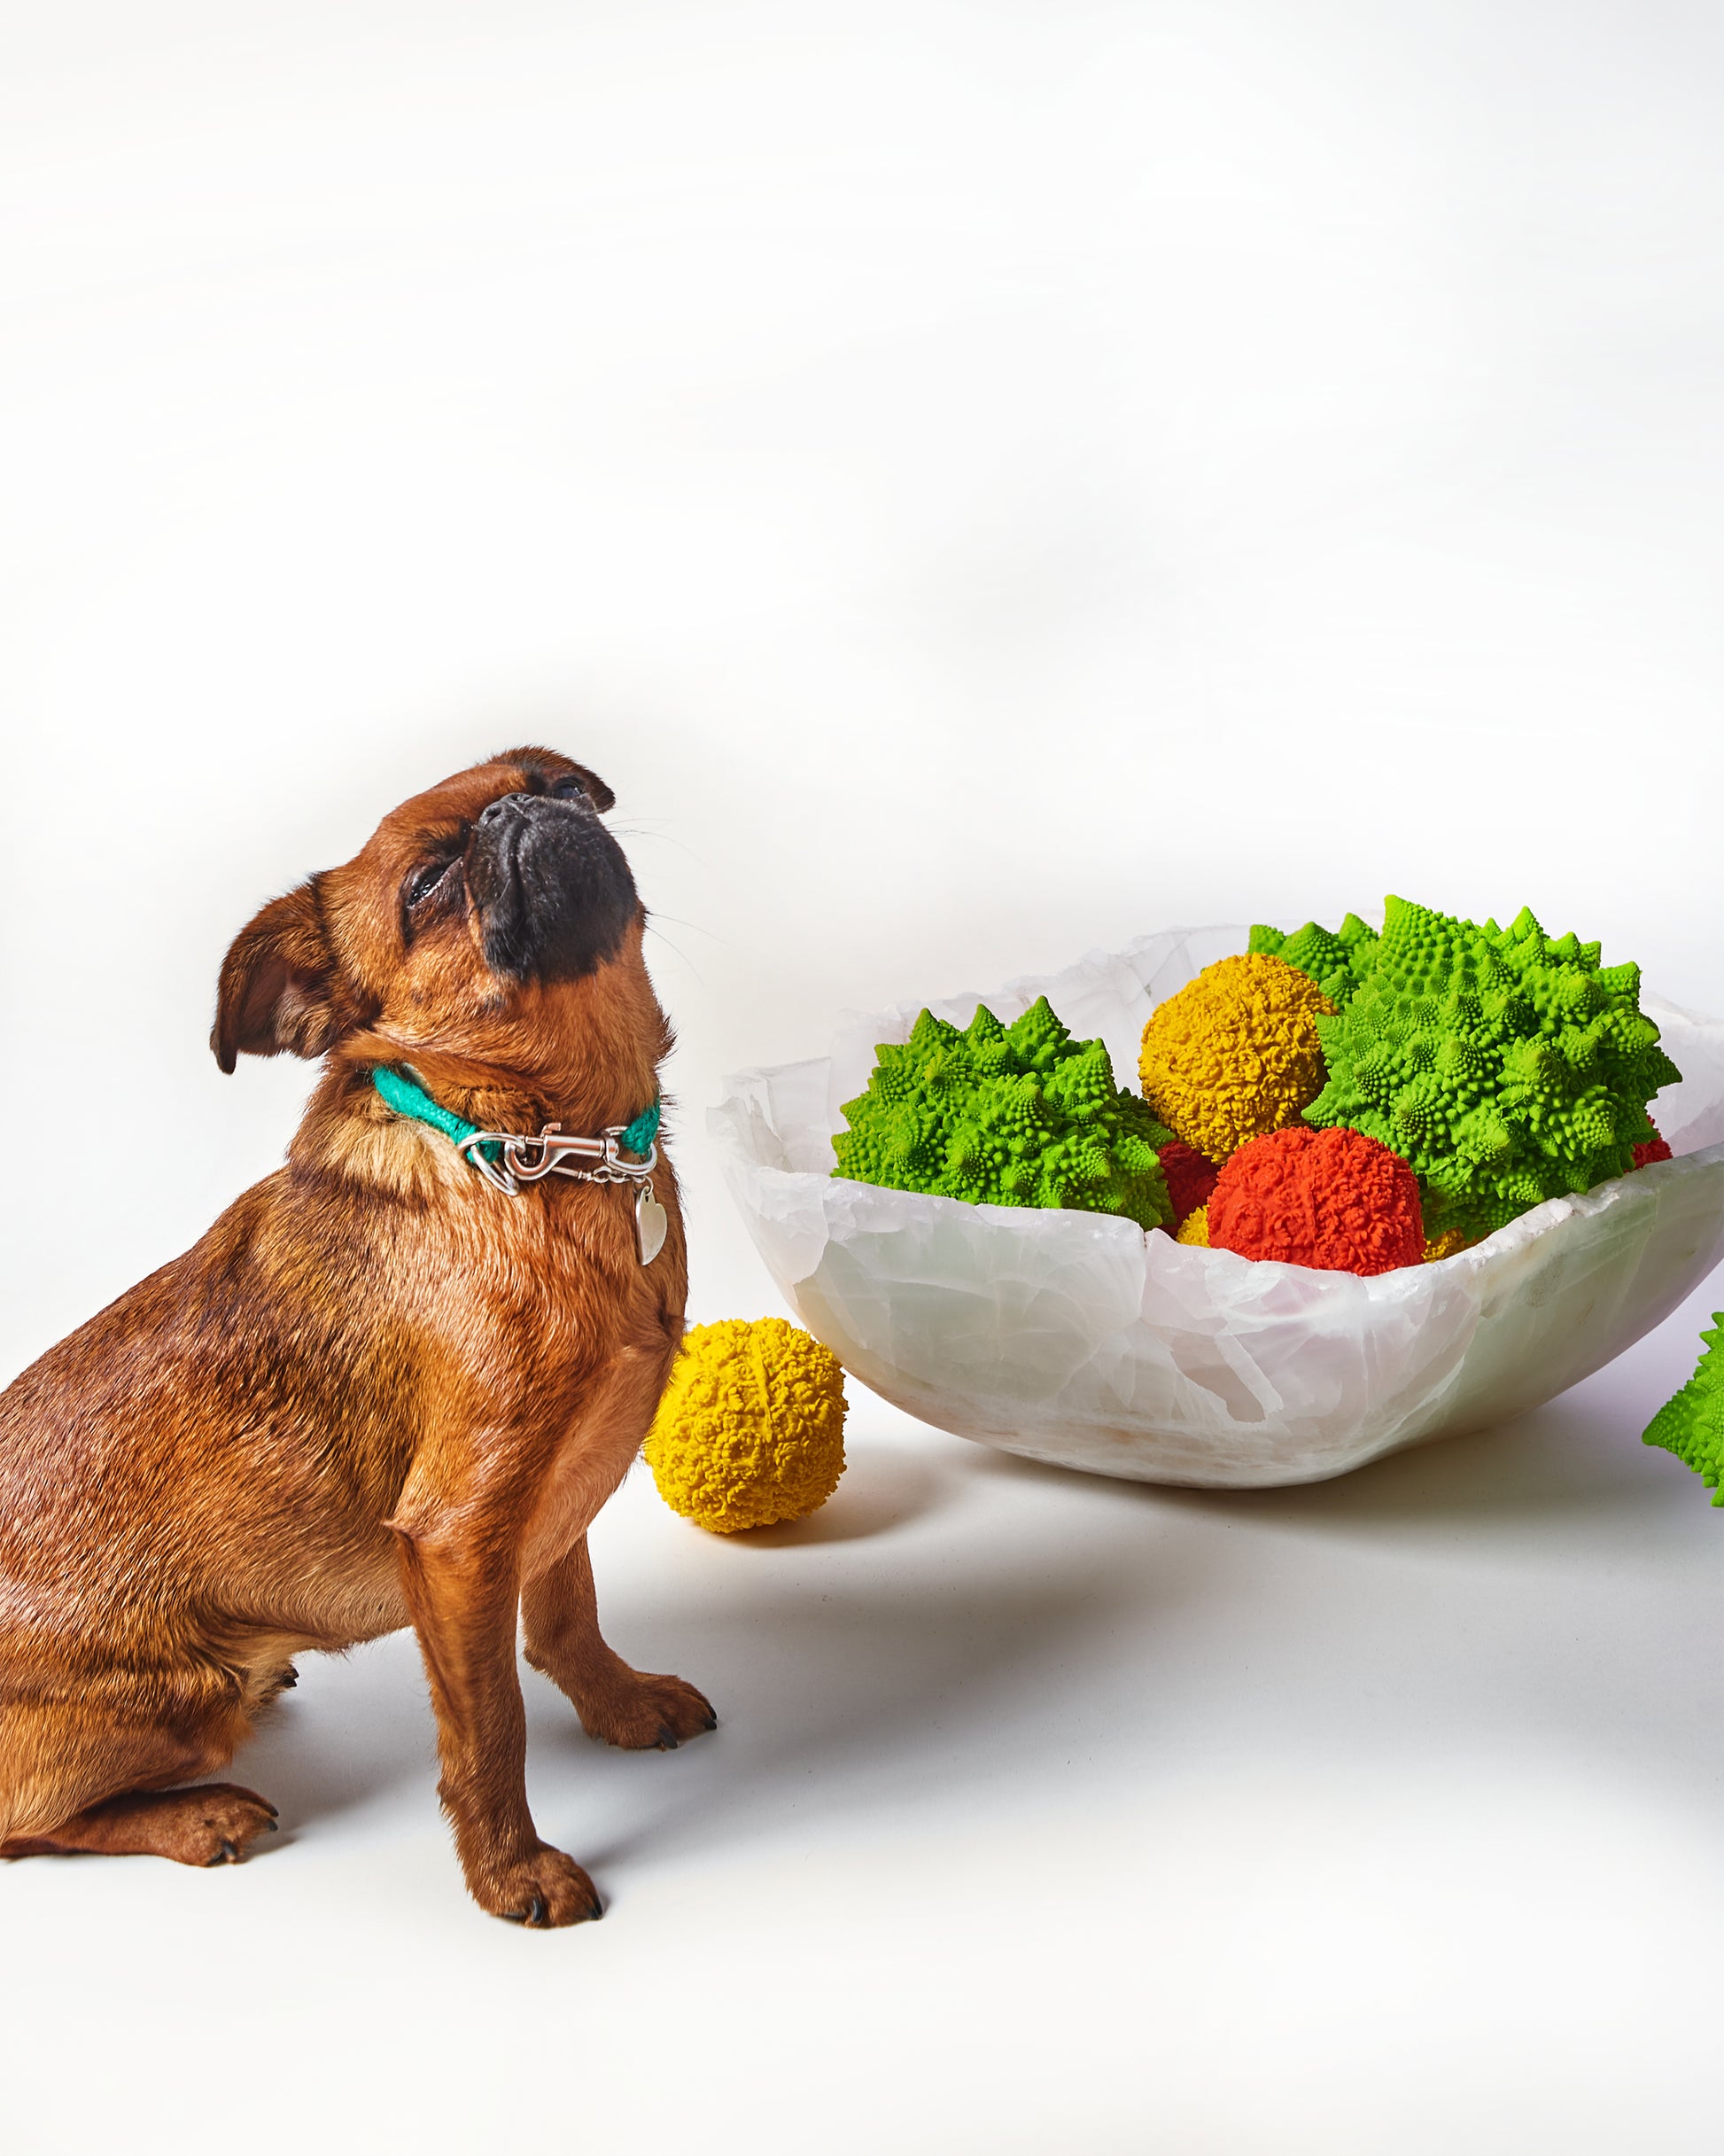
[1208,1125,1425,1275]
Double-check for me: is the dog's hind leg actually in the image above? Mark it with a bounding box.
[523,1535,716,1751]
[2,1783,279,1864]
[0,1672,276,1865]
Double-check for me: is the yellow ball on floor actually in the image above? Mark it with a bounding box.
[645,1318,848,1533]
[1176,1204,1210,1246]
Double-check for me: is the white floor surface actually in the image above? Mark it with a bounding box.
[4,1274,1723,2155]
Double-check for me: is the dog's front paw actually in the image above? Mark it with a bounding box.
[476,1844,603,1929]
[577,1670,717,1752]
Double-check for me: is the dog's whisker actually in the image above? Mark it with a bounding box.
[606,828,707,862]
[644,923,707,985]
[641,909,726,946]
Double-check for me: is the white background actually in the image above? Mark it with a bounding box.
[3,4,1724,2150]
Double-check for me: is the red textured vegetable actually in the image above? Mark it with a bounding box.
[1156,1140,1219,1228]
[1208,1125,1424,1275]
[1633,1128,1673,1169]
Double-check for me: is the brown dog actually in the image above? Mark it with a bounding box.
[0,748,711,1926]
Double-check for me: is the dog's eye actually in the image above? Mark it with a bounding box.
[405,860,453,908]
[549,774,586,800]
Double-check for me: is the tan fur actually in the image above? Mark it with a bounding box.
[0,751,709,1925]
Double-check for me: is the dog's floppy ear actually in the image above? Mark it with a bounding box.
[212,879,338,1073]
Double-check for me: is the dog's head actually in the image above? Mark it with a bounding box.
[212,747,642,1074]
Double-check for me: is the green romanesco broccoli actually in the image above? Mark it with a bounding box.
[832,995,1174,1230]
[1248,915,1380,1008]
[1300,895,1679,1242]
[1643,1317,1724,1503]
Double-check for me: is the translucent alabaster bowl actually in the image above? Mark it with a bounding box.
[711,929,1724,1489]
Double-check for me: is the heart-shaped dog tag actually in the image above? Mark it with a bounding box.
[635,1187,668,1266]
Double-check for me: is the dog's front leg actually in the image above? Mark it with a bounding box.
[520,1338,717,1751]
[388,1453,602,1929]
[524,1535,716,1750]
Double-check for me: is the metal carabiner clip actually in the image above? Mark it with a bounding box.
[504,1126,608,1185]
[455,1132,523,1196]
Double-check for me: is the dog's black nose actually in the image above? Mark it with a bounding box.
[481,790,583,827]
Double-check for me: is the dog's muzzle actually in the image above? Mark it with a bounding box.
[467,792,638,982]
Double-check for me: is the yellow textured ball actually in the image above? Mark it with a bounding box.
[1423,1226,1473,1263]
[1176,1204,1210,1247]
[1139,953,1334,1162]
[645,1318,848,1534]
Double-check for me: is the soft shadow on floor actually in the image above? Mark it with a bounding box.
[228,1457,952,1838]
[963,1387,1684,1538]
[235,1635,435,1839]
[538,1459,1257,1877]
[726,1447,949,1546]
[225,1377,1718,1864]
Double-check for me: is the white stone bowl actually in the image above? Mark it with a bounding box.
[711,928,1724,1489]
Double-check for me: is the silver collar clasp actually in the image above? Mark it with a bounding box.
[454,1123,659,1200]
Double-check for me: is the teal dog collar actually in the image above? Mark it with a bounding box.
[373,1066,662,1202]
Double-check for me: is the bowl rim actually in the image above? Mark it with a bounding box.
[711,923,1724,1289]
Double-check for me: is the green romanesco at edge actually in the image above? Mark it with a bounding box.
[1255,896,1680,1243]
[833,996,1175,1230]
[1644,1318,1724,1503]
[1249,914,1381,1008]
